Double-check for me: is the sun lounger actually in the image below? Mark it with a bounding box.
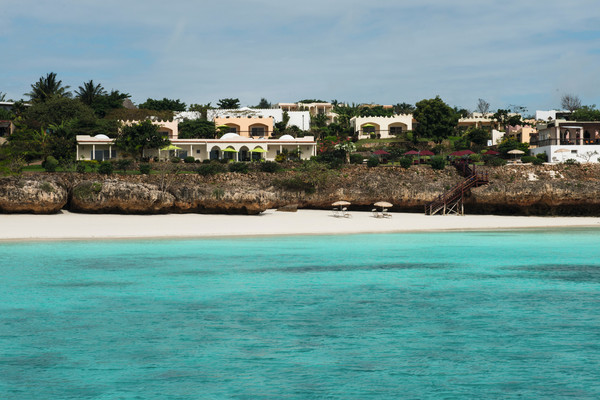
[332,207,341,217]
[342,207,351,218]
[372,208,382,218]
[382,208,392,218]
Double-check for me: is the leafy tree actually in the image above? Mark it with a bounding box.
[507,114,522,126]
[114,120,170,160]
[22,96,95,130]
[298,99,326,103]
[357,106,394,117]
[0,92,6,101]
[90,90,130,118]
[561,94,582,112]
[394,102,415,114]
[493,109,510,128]
[476,98,490,114]
[178,119,216,139]
[255,98,271,108]
[188,103,212,119]
[217,98,240,109]
[466,128,490,146]
[274,111,290,134]
[453,107,469,118]
[106,108,173,122]
[0,108,15,120]
[26,72,72,102]
[497,138,529,156]
[571,105,600,121]
[139,98,186,111]
[413,96,459,143]
[75,80,107,106]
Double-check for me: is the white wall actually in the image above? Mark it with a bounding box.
[206,108,310,130]
[531,145,600,163]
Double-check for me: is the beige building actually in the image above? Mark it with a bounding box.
[350,115,413,139]
[214,116,274,138]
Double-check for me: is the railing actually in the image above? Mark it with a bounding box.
[531,138,600,147]
[424,163,488,215]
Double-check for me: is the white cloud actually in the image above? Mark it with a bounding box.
[3,0,600,111]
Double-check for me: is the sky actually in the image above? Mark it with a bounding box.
[2,0,600,115]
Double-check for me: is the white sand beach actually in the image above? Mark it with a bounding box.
[1,210,599,241]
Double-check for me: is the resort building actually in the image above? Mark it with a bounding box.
[277,101,336,124]
[207,107,310,131]
[214,116,274,138]
[505,125,537,146]
[76,119,317,162]
[351,114,413,139]
[122,118,179,139]
[535,110,572,121]
[457,112,497,131]
[530,120,600,163]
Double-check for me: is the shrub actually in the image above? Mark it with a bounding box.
[260,161,282,173]
[139,163,151,174]
[43,156,59,172]
[202,159,211,164]
[536,152,548,162]
[485,156,507,166]
[367,157,379,167]
[468,153,481,163]
[170,157,181,163]
[564,158,580,165]
[184,156,195,164]
[197,162,227,176]
[275,153,286,163]
[228,162,249,173]
[520,155,542,165]
[98,161,114,175]
[76,161,86,173]
[430,155,446,170]
[399,157,413,169]
[349,154,364,164]
[116,159,133,172]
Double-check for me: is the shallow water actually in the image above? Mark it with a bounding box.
[1,229,600,399]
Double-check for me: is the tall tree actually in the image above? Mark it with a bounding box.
[114,120,170,160]
[476,98,490,114]
[75,80,107,106]
[139,98,186,111]
[217,98,240,109]
[0,92,6,101]
[413,96,459,144]
[394,102,415,114]
[255,98,271,108]
[561,94,582,112]
[26,72,71,102]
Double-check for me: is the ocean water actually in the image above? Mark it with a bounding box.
[1,229,600,399]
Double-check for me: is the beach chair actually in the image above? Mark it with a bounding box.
[372,208,382,218]
[332,207,341,217]
[382,208,392,218]
[342,207,351,218]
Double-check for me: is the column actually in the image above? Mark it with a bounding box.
[92,144,95,160]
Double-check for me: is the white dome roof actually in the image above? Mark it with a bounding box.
[279,134,295,141]
[220,133,242,140]
[94,134,110,139]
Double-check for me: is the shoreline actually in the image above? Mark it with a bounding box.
[1,210,600,241]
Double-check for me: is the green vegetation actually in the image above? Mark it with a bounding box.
[73,181,102,199]
[139,98,186,112]
[98,161,114,175]
[260,161,282,173]
[228,162,249,173]
[114,120,170,160]
[413,96,459,143]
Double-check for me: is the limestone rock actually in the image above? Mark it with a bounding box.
[0,178,67,214]
[71,179,174,213]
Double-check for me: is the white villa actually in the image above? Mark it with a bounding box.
[76,127,317,162]
[530,120,600,163]
[351,115,413,139]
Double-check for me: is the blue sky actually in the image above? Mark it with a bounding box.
[2,0,600,115]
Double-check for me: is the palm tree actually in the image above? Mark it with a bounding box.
[26,72,71,102]
[75,80,107,106]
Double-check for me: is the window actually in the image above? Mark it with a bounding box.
[227,127,237,133]
[251,127,265,136]
[390,126,403,135]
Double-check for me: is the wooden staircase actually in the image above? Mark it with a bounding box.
[424,161,489,216]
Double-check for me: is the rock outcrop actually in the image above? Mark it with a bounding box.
[0,178,67,213]
[70,180,175,213]
[1,163,600,215]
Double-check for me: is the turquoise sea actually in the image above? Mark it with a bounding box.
[1,229,600,399]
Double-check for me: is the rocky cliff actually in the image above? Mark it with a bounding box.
[1,163,600,215]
